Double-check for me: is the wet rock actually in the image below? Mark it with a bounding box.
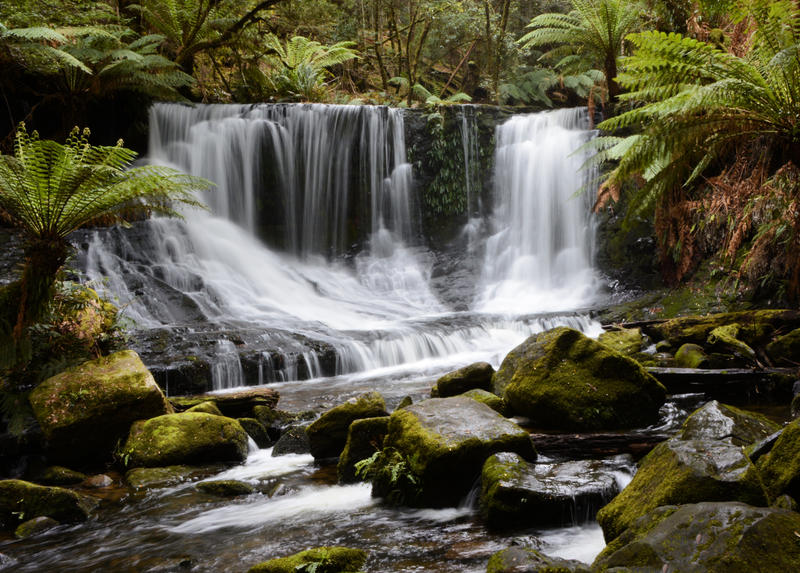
[14,516,59,538]
[185,401,223,416]
[306,392,388,459]
[480,452,624,530]
[36,466,87,486]
[169,387,279,418]
[247,546,367,573]
[460,388,507,415]
[493,327,666,431]
[254,407,315,444]
[82,474,114,488]
[122,412,249,468]
[271,426,311,456]
[747,430,783,463]
[196,479,255,496]
[395,396,413,410]
[125,465,204,490]
[0,479,93,530]
[487,546,591,573]
[679,400,780,446]
[596,437,766,542]
[238,418,270,448]
[772,494,798,511]
[337,417,389,484]
[594,502,800,572]
[757,416,800,501]
[598,327,643,356]
[28,350,172,463]
[372,396,536,507]
[766,328,800,365]
[649,310,800,348]
[707,323,757,362]
[674,343,710,368]
[430,361,494,397]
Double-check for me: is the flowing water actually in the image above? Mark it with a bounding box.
[0,103,649,572]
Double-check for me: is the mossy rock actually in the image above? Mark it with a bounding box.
[480,452,621,530]
[0,479,93,530]
[196,479,254,496]
[271,426,311,457]
[238,417,270,448]
[337,416,389,484]
[493,327,666,431]
[707,323,756,362]
[306,392,388,460]
[766,328,800,365]
[593,502,800,572]
[650,310,800,348]
[121,412,249,468]
[680,400,779,446]
[169,387,278,418]
[125,465,205,490]
[28,350,172,463]
[374,397,536,507]
[459,388,507,415]
[598,328,643,356]
[430,361,494,397]
[487,546,591,573]
[596,437,767,542]
[757,416,800,501]
[247,546,367,573]
[36,466,87,486]
[14,516,59,539]
[674,343,710,368]
[185,401,222,416]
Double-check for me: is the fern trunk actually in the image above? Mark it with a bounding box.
[15,237,69,338]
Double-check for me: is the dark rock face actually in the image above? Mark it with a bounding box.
[430,361,494,397]
[758,416,800,501]
[271,426,311,457]
[306,392,388,460]
[337,416,389,484]
[493,327,666,431]
[480,452,629,530]
[679,400,779,446]
[594,502,800,572]
[372,396,536,507]
[0,480,93,530]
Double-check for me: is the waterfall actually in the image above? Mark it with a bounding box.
[475,108,598,314]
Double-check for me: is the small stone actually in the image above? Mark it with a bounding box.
[82,474,113,488]
[14,516,59,538]
[196,480,255,496]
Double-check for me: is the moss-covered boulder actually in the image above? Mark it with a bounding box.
[757,416,800,501]
[460,388,507,415]
[649,310,800,348]
[37,466,87,486]
[185,401,222,416]
[271,426,311,456]
[596,437,767,542]
[196,479,254,496]
[480,452,622,530]
[680,400,779,446]
[707,323,757,362]
[125,465,206,490]
[14,516,59,539]
[247,546,367,573]
[593,502,800,572]
[306,392,388,460]
[487,546,591,573]
[766,328,800,365]
[238,417,270,448]
[28,350,172,463]
[372,396,536,507]
[493,327,666,431]
[430,362,494,397]
[0,479,93,530]
[337,417,389,484]
[674,343,710,368]
[598,327,643,356]
[122,412,249,468]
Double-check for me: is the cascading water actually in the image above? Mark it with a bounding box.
[476,108,598,314]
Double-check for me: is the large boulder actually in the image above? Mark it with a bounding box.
[757,416,800,501]
[28,350,171,463]
[121,412,249,468]
[596,437,767,542]
[594,502,800,572]
[0,479,93,530]
[480,452,625,530]
[487,546,591,573]
[430,362,494,397]
[598,327,643,356]
[680,400,779,446]
[306,392,388,459]
[371,397,536,507]
[247,546,367,573]
[337,416,389,484]
[493,327,666,431]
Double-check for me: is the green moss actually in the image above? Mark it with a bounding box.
[598,328,643,356]
[766,328,800,364]
[247,546,367,573]
[337,416,389,484]
[487,546,591,573]
[185,401,222,416]
[680,401,779,446]
[430,362,494,398]
[652,310,800,347]
[37,466,87,486]
[0,479,92,530]
[674,343,710,368]
[707,324,756,360]
[306,392,388,459]
[14,516,59,538]
[122,412,249,468]
[479,453,528,526]
[459,388,507,415]
[196,480,255,496]
[757,417,800,501]
[125,465,202,490]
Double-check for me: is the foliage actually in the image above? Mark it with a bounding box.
[518,0,643,102]
[500,66,604,106]
[0,124,210,363]
[355,447,421,505]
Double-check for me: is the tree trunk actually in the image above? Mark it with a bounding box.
[14,238,69,339]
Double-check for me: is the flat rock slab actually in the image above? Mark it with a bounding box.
[481,452,629,529]
[169,388,279,418]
